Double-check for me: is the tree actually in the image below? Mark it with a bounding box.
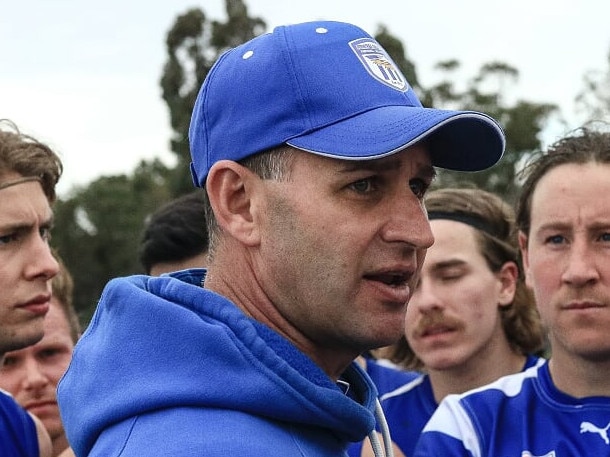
[414,59,556,202]
[160,0,266,196]
[52,159,172,323]
[576,48,610,122]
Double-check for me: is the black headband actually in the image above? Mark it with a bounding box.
[428,210,497,237]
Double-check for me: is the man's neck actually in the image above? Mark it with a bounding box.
[549,351,610,398]
[428,350,526,404]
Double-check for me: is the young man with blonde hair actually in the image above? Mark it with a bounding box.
[0,119,63,457]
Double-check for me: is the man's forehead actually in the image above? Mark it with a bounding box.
[336,148,434,174]
[0,181,53,225]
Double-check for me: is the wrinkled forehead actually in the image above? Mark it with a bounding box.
[0,178,52,225]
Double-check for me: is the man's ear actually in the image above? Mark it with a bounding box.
[497,261,518,307]
[205,160,261,247]
[518,231,532,289]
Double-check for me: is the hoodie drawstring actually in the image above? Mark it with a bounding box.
[368,398,395,457]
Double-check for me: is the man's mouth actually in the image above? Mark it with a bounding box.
[365,271,410,287]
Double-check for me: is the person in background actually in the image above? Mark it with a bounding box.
[350,187,546,457]
[0,119,63,457]
[414,126,610,456]
[0,254,80,457]
[355,352,419,401]
[58,21,505,457]
[139,191,209,275]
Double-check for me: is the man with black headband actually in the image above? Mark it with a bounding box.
[0,119,63,457]
[351,187,546,457]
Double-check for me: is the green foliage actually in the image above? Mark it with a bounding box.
[52,159,172,324]
[418,59,557,202]
[576,49,610,121]
[160,0,265,196]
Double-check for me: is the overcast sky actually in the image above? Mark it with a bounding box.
[2,0,609,197]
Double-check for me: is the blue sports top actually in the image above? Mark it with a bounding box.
[58,269,383,457]
[378,354,543,457]
[414,360,610,456]
[0,389,38,457]
[362,358,420,398]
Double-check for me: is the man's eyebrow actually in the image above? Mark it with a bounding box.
[0,221,32,233]
[338,158,437,179]
[0,214,54,233]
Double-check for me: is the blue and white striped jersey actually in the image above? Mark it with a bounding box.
[414,360,610,457]
[379,355,542,457]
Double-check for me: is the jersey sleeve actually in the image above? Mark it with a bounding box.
[0,391,39,457]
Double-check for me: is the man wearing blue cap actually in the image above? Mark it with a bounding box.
[58,21,505,457]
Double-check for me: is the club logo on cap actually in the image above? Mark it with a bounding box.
[349,38,408,92]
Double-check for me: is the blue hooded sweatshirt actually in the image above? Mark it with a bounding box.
[58,269,381,456]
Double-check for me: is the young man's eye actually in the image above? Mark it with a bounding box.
[1,356,17,368]
[40,227,52,242]
[441,274,462,282]
[0,233,17,246]
[545,234,566,245]
[39,348,61,360]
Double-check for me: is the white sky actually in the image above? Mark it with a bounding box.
[2,0,609,197]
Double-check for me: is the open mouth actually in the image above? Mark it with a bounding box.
[365,271,409,287]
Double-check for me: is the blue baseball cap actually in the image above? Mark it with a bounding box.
[189,21,505,187]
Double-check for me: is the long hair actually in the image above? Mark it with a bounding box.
[387,187,545,370]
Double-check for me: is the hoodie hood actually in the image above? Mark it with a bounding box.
[58,270,378,456]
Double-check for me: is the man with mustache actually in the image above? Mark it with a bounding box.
[352,187,546,457]
[414,126,610,456]
[0,120,63,457]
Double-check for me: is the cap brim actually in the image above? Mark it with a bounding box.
[286,106,505,172]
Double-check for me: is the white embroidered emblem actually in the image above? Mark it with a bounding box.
[349,38,407,92]
[580,421,610,445]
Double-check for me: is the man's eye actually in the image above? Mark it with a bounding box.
[1,356,16,368]
[545,234,565,245]
[0,233,17,246]
[409,178,428,199]
[39,348,61,360]
[441,274,461,282]
[349,179,374,194]
[40,227,52,242]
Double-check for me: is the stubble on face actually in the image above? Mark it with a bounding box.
[254,147,434,364]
